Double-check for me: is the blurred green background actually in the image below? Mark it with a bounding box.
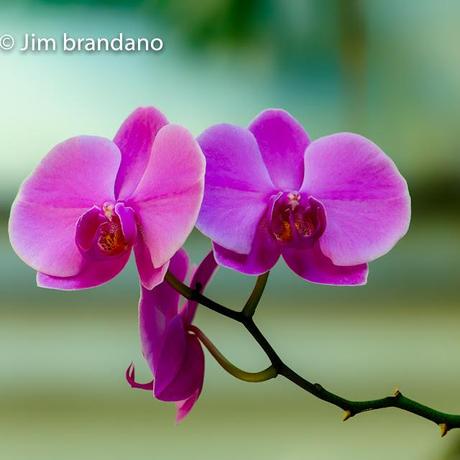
[1,1,459,459]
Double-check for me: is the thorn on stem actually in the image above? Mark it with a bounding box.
[343,410,352,422]
[393,388,402,398]
[439,423,449,437]
[314,383,324,392]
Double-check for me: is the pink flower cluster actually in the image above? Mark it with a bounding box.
[9,106,410,420]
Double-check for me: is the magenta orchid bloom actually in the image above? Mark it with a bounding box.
[126,250,217,422]
[196,109,410,285]
[9,107,205,290]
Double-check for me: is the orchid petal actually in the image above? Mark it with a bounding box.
[114,107,168,200]
[175,386,202,423]
[131,125,205,267]
[182,251,219,324]
[155,332,204,403]
[134,235,169,290]
[9,136,120,277]
[213,216,281,276]
[139,250,189,368]
[282,243,368,286]
[302,133,411,266]
[196,123,275,254]
[36,249,130,290]
[249,109,309,190]
[153,315,187,399]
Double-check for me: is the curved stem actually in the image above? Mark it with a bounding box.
[189,325,277,383]
[242,272,270,318]
[165,270,460,436]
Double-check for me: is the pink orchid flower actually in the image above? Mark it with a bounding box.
[126,250,217,422]
[9,107,205,290]
[196,109,411,285]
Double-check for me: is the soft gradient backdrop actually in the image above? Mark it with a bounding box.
[1,1,459,459]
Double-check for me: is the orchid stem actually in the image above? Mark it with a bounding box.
[189,325,277,383]
[242,271,269,318]
[165,271,240,321]
[165,270,460,436]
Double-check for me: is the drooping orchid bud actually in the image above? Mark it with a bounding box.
[127,250,218,422]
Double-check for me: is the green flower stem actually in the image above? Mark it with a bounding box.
[164,271,241,321]
[165,270,460,436]
[242,271,270,318]
[189,325,277,383]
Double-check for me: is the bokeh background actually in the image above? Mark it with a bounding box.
[1,1,459,459]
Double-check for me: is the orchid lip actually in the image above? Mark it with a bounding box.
[270,192,326,244]
[75,201,137,259]
[96,220,129,256]
[125,363,154,391]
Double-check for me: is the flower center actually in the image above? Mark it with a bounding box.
[97,220,129,256]
[270,192,325,243]
[76,201,136,258]
[96,202,129,256]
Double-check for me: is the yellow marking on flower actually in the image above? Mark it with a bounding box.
[97,222,128,255]
[295,213,316,237]
[274,214,293,242]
